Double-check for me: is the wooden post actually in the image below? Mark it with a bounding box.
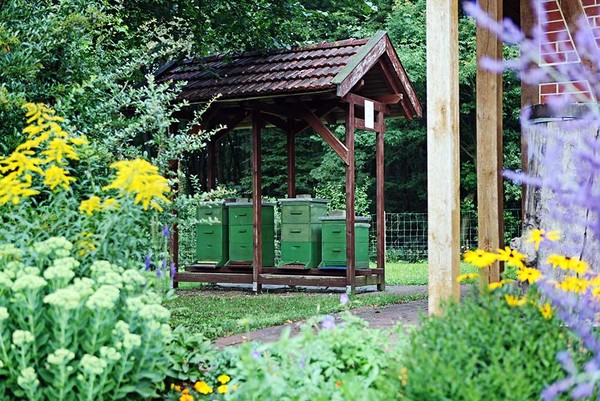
[376,110,386,291]
[168,159,180,289]
[520,0,536,221]
[287,120,296,198]
[207,139,217,190]
[476,0,504,288]
[426,0,460,314]
[345,101,356,295]
[252,112,263,293]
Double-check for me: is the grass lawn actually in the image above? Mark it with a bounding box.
[384,262,478,285]
[166,289,425,340]
[167,262,476,340]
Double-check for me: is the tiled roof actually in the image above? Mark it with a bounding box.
[156,38,370,102]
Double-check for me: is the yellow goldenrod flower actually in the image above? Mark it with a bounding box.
[194,381,212,395]
[505,294,528,307]
[75,232,96,257]
[497,246,526,269]
[79,196,103,216]
[43,165,76,190]
[69,135,89,146]
[0,173,39,206]
[457,273,478,283]
[516,267,542,284]
[102,197,119,210]
[556,277,589,294]
[217,385,228,394]
[41,138,79,164]
[463,249,498,268]
[217,374,231,384]
[0,150,45,176]
[538,302,553,319]
[103,158,171,211]
[526,229,560,251]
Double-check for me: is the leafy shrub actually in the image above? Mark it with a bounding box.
[401,293,587,401]
[216,314,407,401]
[0,238,172,400]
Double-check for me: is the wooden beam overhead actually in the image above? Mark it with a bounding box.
[294,102,349,165]
[476,0,504,287]
[426,0,461,314]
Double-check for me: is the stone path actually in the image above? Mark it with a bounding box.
[214,285,434,347]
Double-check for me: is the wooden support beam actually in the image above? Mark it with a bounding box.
[251,112,263,294]
[261,113,288,131]
[345,102,356,295]
[212,111,250,143]
[353,117,384,132]
[372,94,403,104]
[520,0,536,220]
[342,93,389,113]
[295,102,349,165]
[426,0,461,314]
[476,0,504,288]
[376,110,386,291]
[287,119,296,198]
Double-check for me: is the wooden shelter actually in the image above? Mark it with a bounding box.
[428,0,597,314]
[156,31,422,293]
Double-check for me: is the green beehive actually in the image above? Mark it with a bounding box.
[195,202,228,267]
[319,216,370,269]
[278,198,328,269]
[225,202,275,267]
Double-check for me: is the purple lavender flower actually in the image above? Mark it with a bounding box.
[170,262,177,278]
[571,382,594,399]
[163,224,170,237]
[144,253,152,271]
[340,293,349,305]
[321,315,336,330]
[251,349,261,359]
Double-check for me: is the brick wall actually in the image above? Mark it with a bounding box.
[537,0,598,103]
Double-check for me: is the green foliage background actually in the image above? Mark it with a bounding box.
[0,0,523,213]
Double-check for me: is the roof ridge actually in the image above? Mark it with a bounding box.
[189,37,369,64]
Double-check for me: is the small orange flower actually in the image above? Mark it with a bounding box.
[336,381,342,387]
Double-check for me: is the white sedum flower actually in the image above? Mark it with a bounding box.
[0,273,11,290]
[0,243,22,259]
[34,237,73,257]
[12,275,46,292]
[17,367,39,388]
[122,269,146,292]
[80,354,107,376]
[90,260,123,277]
[125,296,145,314]
[71,277,95,298]
[123,333,142,350]
[99,346,121,362]
[86,285,120,309]
[113,321,130,337]
[12,330,34,347]
[0,306,8,321]
[43,258,78,282]
[138,304,170,321]
[160,324,173,340]
[47,348,75,365]
[96,271,123,289]
[44,288,81,310]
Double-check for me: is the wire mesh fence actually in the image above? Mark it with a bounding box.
[369,209,523,263]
